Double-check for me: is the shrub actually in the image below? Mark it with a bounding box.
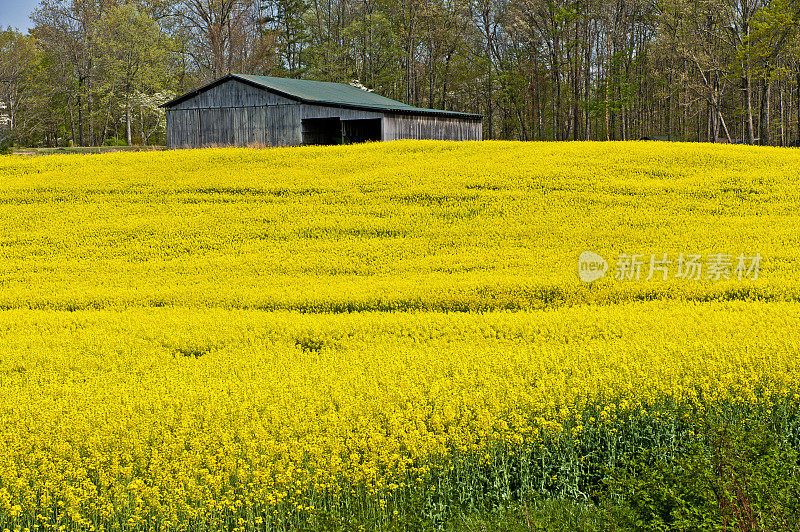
[604,415,800,531]
[0,132,13,154]
[103,137,128,146]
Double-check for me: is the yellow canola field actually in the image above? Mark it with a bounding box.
[0,141,799,529]
[1,303,799,529]
[0,141,798,310]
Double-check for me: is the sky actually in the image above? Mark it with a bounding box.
[0,0,39,33]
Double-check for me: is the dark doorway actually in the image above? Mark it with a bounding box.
[302,117,342,145]
[342,118,382,143]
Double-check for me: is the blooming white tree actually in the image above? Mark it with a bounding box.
[131,90,176,146]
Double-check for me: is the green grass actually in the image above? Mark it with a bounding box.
[11,145,167,156]
[449,499,607,532]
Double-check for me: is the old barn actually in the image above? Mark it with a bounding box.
[162,74,482,148]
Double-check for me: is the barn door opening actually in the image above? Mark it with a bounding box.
[302,117,342,145]
[342,118,382,143]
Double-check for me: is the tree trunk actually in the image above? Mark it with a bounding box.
[77,77,84,147]
[126,95,132,146]
[604,74,610,140]
[780,81,785,146]
[141,107,147,146]
[745,76,755,144]
[572,9,581,141]
[759,78,770,145]
[604,33,611,141]
[796,72,800,144]
[535,69,543,140]
[87,69,94,147]
[486,69,493,139]
[584,26,591,140]
[666,93,672,141]
[68,103,76,147]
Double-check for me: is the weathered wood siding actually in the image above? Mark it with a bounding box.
[382,114,482,141]
[167,105,302,147]
[170,79,294,109]
[166,79,302,148]
[300,104,384,121]
[167,108,201,147]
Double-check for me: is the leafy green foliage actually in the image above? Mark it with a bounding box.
[605,416,800,531]
[0,133,12,155]
[103,137,127,147]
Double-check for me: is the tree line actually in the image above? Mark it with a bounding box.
[1,0,800,146]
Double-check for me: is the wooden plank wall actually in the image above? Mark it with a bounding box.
[166,79,304,148]
[167,105,303,148]
[382,114,482,141]
[300,104,384,121]
[170,80,293,109]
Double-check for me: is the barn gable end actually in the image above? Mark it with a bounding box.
[168,79,298,110]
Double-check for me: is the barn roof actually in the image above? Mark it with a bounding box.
[162,74,482,119]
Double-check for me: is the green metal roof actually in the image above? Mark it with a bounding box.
[163,74,482,119]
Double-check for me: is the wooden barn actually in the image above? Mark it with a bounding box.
[162,74,482,148]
